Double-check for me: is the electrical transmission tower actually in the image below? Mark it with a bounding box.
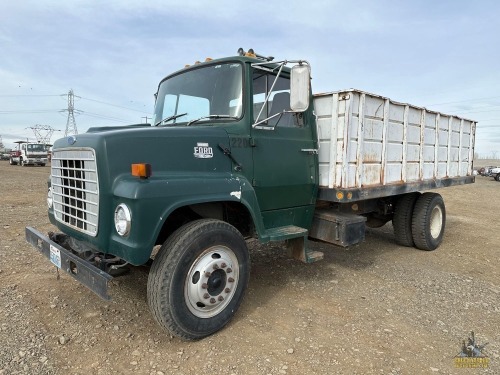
[26,125,60,145]
[64,89,78,136]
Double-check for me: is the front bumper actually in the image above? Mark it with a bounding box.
[25,227,113,300]
[26,158,48,164]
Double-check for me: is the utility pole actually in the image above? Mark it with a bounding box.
[64,89,78,136]
[26,125,61,145]
[142,116,151,123]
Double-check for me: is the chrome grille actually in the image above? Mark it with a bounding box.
[51,148,99,236]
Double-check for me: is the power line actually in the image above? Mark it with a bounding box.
[79,96,151,114]
[79,112,130,123]
[0,94,62,97]
[1,92,151,115]
[0,110,61,114]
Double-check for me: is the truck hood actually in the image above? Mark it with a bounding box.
[52,125,233,180]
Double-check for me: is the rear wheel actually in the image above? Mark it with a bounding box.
[411,193,446,251]
[495,173,500,182]
[147,219,250,340]
[393,192,420,247]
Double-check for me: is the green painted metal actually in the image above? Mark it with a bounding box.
[46,55,321,265]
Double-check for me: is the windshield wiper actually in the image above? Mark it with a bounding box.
[154,112,188,126]
[187,115,239,126]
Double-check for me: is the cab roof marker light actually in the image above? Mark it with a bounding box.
[131,163,152,179]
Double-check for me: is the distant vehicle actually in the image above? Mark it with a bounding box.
[1,152,10,160]
[479,166,499,177]
[490,167,500,181]
[9,141,48,166]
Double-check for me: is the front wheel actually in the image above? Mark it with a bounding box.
[147,219,250,340]
[411,193,446,251]
[495,173,500,182]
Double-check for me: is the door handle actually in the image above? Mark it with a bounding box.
[301,149,318,154]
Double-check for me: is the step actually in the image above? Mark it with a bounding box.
[264,225,308,242]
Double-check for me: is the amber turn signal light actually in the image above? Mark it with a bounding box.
[131,163,152,179]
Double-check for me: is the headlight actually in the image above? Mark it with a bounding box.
[114,204,131,236]
[47,187,53,208]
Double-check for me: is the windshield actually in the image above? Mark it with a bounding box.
[27,144,46,152]
[153,62,243,126]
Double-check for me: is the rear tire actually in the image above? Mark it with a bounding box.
[393,192,420,247]
[411,193,445,251]
[495,173,500,182]
[147,219,250,340]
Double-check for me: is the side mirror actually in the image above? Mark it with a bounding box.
[290,64,310,112]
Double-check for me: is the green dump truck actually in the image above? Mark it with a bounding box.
[26,48,476,340]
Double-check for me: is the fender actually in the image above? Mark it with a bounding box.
[110,173,266,265]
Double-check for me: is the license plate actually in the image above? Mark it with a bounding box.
[49,245,61,268]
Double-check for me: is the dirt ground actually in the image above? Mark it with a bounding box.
[0,160,499,375]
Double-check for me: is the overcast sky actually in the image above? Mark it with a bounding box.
[1,0,499,157]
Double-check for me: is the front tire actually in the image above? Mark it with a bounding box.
[147,219,250,340]
[411,193,446,251]
[495,173,500,182]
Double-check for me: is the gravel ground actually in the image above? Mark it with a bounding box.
[0,161,499,374]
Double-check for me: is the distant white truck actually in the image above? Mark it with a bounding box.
[9,141,48,166]
[490,167,500,181]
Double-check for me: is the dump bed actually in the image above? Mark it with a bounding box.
[314,89,476,199]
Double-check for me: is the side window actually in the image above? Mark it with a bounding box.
[252,72,297,127]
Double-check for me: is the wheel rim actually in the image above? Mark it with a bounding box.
[184,246,239,318]
[430,205,443,239]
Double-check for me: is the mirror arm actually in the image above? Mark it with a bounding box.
[252,111,289,130]
[254,62,286,124]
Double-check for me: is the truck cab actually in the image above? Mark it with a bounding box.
[10,141,49,166]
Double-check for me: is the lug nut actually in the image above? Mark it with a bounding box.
[225,288,231,293]
[201,283,208,289]
[218,296,224,301]
[203,293,210,299]
[221,262,227,268]
[210,298,216,304]
[228,277,234,283]
[226,268,232,273]
[213,264,219,270]
[205,271,211,277]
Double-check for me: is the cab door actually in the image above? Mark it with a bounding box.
[250,70,317,212]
